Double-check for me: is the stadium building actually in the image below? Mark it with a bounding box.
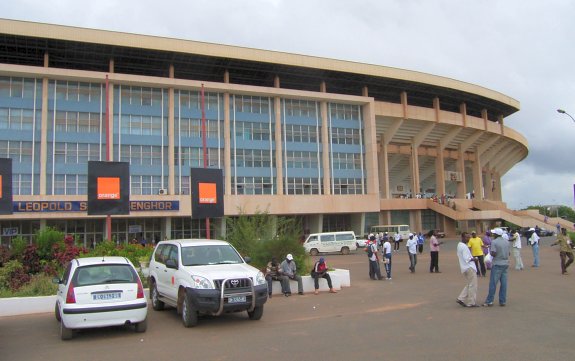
[0,19,547,246]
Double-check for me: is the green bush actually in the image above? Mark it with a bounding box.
[82,241,154,267]
[35,227,65,259]
[0,273,57,298]
[10,236,28,260]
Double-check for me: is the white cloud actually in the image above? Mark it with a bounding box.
[2,0,575,209]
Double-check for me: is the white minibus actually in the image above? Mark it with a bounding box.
[303,231,357,256]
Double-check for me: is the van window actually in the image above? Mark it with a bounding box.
[320,234,335,243]
[399,226,409,232]
[336,233,354,241]
[307,235,318,243]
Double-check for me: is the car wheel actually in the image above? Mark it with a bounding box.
[151,281,164,311]
[60,320,73,340]
[341,246,350,255]
[181,293,198,328]
[54,302,61,322]
[310,248,319,256]
[248,305,264,320]
[135,318,147,333]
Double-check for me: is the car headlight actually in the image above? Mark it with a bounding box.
[255,271,266,286]
[191,275,212,289]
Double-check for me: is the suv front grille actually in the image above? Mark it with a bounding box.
[214,278,252,290]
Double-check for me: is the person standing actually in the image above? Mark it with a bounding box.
[468,231,486,276]
[556,222,561,236]
[393,232,401,252]
[528,227,540,268]
[428,229,443,273]
[279,254,304,296]
[456,232,479,307]
[311,257,337,294]
[483,228,510,307]
[550,228,574,275]
[511,229,524,270]
[417,232,425,254]
[406,233,418,273]
[482,231,492,256]
[382,235,392,280]
[367,235,383,280]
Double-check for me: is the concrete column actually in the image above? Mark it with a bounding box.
[40,52,49,195]
[435,148,445,196]
[320,82,331,195]
[167,65,175,194]
[164,217,172,240]
[351,213,364,238]
[411,142,420,195]
[493,172,502,201]
[224,70,232,195]
[484,167,493,200]
[379,135,389,199]
[413,210,422,234]
[273,76,283,195]
[472,148,483,199]
[456,147,467,198]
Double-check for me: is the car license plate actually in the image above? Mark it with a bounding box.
[92,292,122,301]
[228,296,246,303]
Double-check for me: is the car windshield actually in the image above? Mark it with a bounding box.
[181,245,244,266]
[74,264,136,286]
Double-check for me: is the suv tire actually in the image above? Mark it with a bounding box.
[54,302,61,322]
[181,293,198,328]
[310,248,319,256]
[341,246,350,255]
[248,305,264,320]
[150,281,164,311]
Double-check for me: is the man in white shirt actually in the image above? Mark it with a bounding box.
[393,232,401,252]
[457,232,479,307]
[382,237,392,280]
[512,229,524,270]
[406,233,418,273]
[529,228,540,267]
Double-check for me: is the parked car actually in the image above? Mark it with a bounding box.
[538,228,555,237]
[53,257,148,340]
[356,235,368,248]
[148,239,268,327]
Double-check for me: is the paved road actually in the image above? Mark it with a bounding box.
[1,237,574,361]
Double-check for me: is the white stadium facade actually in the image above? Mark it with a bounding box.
[0,19,554,246]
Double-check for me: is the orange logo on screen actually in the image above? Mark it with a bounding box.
[97,177,120,200]
[198,182,217,204]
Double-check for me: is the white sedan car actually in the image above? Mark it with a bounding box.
[54,257,148,340]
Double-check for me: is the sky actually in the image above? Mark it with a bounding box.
[2,0,575,211]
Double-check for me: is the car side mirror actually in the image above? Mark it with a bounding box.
[165,259,178,269]
[52,277,62,284]
[243,256,252,264]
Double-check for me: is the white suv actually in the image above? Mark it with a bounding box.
[148,239,268,327]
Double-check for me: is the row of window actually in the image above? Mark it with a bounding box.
[234,95,270,114]
[0,108,35,130]
[0,141,34,163]
[175,147,222,168]
[284,124,319,143]
[176,118,222,139]
[120,86,164,107]
[234,121,274,141]
[178,90,220,111]
[54,81,102,103]
[0,77,37,99]
[284,99,318,118]
[54,143,102,164]
[285,151,319,169]
[233,176,274,195]
[233,149,273,168]
[53,111,102,133]
[119,114,165,136]
[332,153,362,170]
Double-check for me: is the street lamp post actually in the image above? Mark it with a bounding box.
[557,109,575,122]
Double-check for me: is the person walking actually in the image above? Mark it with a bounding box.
[511,229,524,270]
[406,233,418,273]
[428,229,443,273]
[483,228,510,307]
[468,231,486,276]
[456,232,479,307]
[417,232,425,254]
[528,227,540,268]
[393,232,401,252]
[550,228,574,275]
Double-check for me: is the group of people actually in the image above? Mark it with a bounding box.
[264,253,338,297]
[456,225,574,308]
[363,230,445,281]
